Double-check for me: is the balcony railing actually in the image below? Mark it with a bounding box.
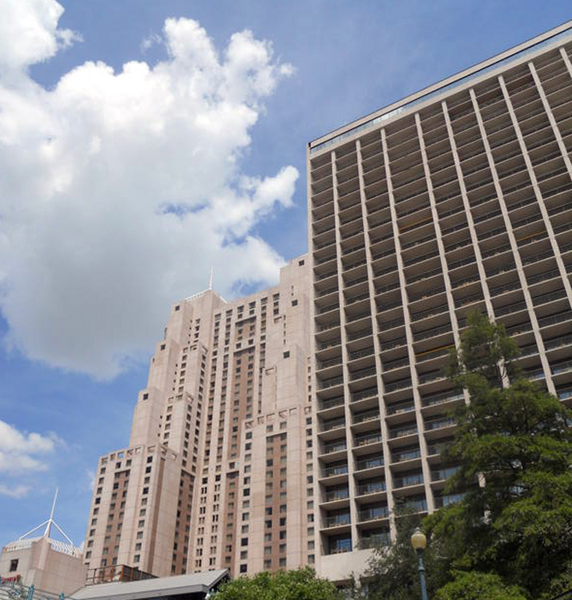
[356,457,384,471]
[393,447,421,462]
[319,396,345,411]
[355,433,382,447]
[323,442,347,455]
[422,391,464,407]
[394,473,424,488]
[350,367,377,381]
[386,401,415,415]
[359,506,389,521]
[353,410,380,424]
[425,417,455,430]
[319,376,344,390]
[389,424,418,439]
[357,481,387,495]
[352,387,378,402]
[385,378,413,393]
[324,488,350,502]
[321,417,346,432]
[323,464,349,478]
[552,360,572,376]
[324,514,351,528]
[431,465,461,481]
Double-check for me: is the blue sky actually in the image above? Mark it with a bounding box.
[0,0,570,549]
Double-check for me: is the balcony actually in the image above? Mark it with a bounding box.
[385,378,413,394]
[353,409,380,425]
[326,535,352,555]
[324,513,351,529]
[350,366,377,382]
[431,465,460,482]
[552,360,572,376]
[352,387,378,403]
[393,472,424,489]
[357,480,386,496]
[322,463,349,478]
[425,417,455,431]
[422,391,464,407]
[389,424,418,439]
[321,417,346,432]
[323,488,350,502]
[319,375,344,391]
[392,446,421,463]
[386,400,415,416]
[356,456,384,471]
[358,505,389,522]
[323,441,348,455]
[360,532,391,549]
[354,432,382,447]
[319,396,345,411]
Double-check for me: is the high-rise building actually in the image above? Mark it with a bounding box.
[83,257,314,579]
[84,21,572,585]
[308,20,572,580]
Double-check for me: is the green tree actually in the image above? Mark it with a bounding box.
[434,571,526,600]
[349,511,445,600]
[357,312,572,599]
[427,311,572,597]
[213,567,342,600]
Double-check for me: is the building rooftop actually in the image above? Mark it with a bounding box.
[309,19,572,155]
[73,569,229,600]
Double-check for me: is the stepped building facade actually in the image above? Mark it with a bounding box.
[84,22,572,583]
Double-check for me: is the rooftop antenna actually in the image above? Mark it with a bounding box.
[44,488,58,538]
[208,267,214,291]
[18,488,75,547]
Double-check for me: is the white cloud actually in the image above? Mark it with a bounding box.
[140,32,163,53]
[0,484,31,499]
[0,0,80,72]
[0,419,60,475]
[0,3,298,379]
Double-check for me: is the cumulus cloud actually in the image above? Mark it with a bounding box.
[0,419,60,475]
[0,0,81,72]
[0,2,298,379]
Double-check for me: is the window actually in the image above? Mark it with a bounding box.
[9,559,18,572]
[240,564,247,573]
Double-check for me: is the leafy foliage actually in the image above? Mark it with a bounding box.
[356,312,572,599]
[434,571,527,600]
[213,567,342,600]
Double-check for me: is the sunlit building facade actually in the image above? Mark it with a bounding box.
[307,22,572,579]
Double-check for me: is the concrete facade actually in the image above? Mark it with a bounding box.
[308,22,572,580]
[84,257,315,579]
[84,22,572,585]
[0,537,87,595]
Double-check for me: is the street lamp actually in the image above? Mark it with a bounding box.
[411,527,429,600]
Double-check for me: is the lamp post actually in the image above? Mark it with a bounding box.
[411,527,429,600]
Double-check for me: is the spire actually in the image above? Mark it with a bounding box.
[43,488,58,538]
[18,488,75,547]
[208,267,214,291]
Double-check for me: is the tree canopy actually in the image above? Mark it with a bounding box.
[213,567,342,600]
[355,311,572,600]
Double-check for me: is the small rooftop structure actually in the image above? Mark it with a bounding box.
[73,569,230,600]
[0,490,87,595]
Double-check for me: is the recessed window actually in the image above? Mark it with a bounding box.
[9,559,18,572]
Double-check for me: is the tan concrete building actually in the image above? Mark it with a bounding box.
[308,21,572,580]
[84,257,315,579]
[85,21,572,585]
